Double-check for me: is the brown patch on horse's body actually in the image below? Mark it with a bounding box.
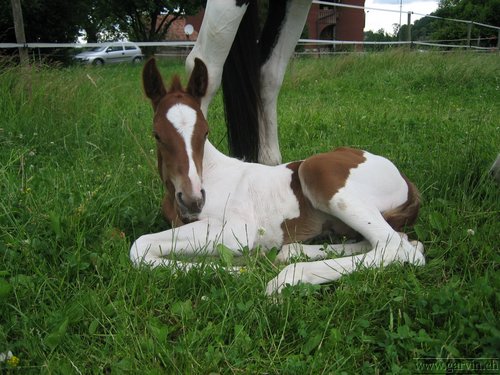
[157,150,186,227]
[299,147,366,204]
[281,147,422,244]
[281,162,327,244]
[281,148,366,244]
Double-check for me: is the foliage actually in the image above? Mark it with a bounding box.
[0,0,91,63]
[0,51,499,373]
[99,0,204,54]
[409,0,500,45]
[0,0,205,58]
[364,29,398,51]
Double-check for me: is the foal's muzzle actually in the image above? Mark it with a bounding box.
[176,189,206,220]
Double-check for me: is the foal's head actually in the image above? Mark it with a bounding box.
[143,58,209,221]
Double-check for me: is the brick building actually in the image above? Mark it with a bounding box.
[164,1,365,50]
[307,0,365,47]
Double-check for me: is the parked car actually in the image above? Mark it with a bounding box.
[74,42,143,65]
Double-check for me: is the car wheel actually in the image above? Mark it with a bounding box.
[93,59,104,66]
[132,57,142,64]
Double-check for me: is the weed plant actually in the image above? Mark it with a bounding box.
[0,51,499,373]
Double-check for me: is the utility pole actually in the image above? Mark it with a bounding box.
[407,11,412,47]
[10,0,29,65]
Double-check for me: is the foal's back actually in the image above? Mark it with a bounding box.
[280,147,419,244]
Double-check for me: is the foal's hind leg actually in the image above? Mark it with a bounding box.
[267,190,425,295]
[276,241,371,263]
[277,232,410,263]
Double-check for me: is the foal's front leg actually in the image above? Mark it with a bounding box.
[130,219,223,268]
[131,217,256,269]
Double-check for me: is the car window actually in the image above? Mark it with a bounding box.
[107,46,123,52]
[125,45,138,51]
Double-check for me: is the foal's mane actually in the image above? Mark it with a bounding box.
[168,75,184,93]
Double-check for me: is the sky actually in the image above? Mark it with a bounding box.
[364,0,440,33]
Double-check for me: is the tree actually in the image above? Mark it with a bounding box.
[98,0,205,55]
[409,0,500,46]
[0,0,93,63]
[364,28,397,51]
[0,0,87,44]
[1,0,205,63]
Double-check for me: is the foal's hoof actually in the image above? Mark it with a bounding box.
[398,232,409,241]
[265,263,306,295]
[275,243,302,263]
[408,240,426,266]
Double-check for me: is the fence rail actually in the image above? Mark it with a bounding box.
[1,0,499,58]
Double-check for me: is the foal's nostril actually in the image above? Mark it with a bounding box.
[176,190,205,215]
[176,192,184,204]
[201,189,206,202]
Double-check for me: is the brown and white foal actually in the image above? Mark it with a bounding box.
[131,58,425,295]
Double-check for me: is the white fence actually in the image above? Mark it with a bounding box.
[1,0,499,59]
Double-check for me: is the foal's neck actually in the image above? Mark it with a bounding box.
[203,141,242,168]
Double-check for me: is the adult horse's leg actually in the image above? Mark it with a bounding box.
[258,0,313,165]
[188,0,262,162]
[185,0,248,117]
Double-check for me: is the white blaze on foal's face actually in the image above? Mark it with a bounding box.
[166,103,201,193]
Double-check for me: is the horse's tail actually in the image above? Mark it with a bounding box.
[383,174,421,231]
[221,0,261,162]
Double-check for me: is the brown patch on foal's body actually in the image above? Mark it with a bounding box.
[157,150,186,227]
[299,147,366,204]
[281,147,366,244]
[281,162,327,244]
[281,147,420,244]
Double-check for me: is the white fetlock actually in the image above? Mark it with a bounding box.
[265,263,306,295]
[275,243,303,263]
[398,232,409,241]
[403,240,425,266]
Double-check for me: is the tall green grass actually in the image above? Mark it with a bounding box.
[1,51,499,373]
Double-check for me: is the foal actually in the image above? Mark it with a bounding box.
[131,58,425,295]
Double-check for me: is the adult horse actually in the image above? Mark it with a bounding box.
[186,0,313,165]
[131,58,425,294]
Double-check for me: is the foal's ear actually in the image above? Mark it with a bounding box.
[187,58,208,101]
[142,58,167,108]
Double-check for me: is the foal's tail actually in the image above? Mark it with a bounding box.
[222,0,261,162]
[383,174,421,231]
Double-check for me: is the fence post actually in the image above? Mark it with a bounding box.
[407,12,412,48]
[467,21,473,48]
[10,0,29,65]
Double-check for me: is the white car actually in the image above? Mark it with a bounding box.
[74,42,143,65]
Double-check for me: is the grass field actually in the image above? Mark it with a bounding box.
[1,51,499,373]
